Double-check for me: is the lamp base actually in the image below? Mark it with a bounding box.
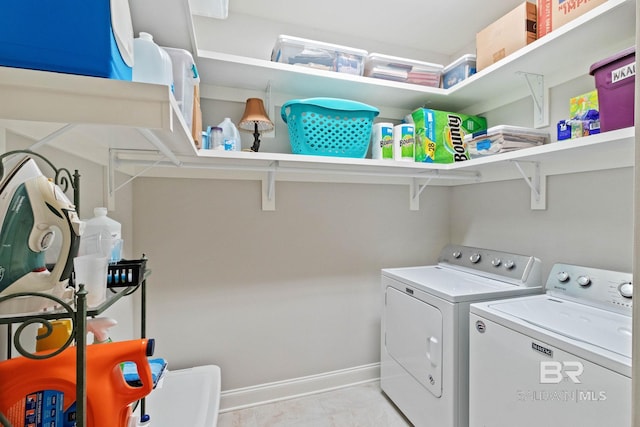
[250,124,261,152]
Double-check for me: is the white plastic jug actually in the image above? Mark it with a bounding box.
[132,32,174,90]
[217,117,241,151]
[79,207,122,263]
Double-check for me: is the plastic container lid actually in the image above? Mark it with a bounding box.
[274,35,368,57]
[365,53,444,72]
[111,0,134,67]
[589,46,635,75]
[443,54,477,73]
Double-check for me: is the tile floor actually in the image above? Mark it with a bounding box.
[216,381,412,427]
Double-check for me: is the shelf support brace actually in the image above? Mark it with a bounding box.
[28,124,77,151]
[410,177,433,211]
[517,72,549,129]
[107,149,164,210]
[513,160,546,210]
[261,161,277,211]
[137,128,182,167]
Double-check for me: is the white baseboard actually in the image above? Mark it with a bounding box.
[219,362,380,413]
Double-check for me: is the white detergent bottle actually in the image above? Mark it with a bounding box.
[80,207,122,263]
[132,32,174,91]
[217,117,242,151]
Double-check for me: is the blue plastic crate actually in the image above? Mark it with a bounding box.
[281,98,379,158]
[0,0,132,80]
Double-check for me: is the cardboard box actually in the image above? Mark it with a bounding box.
[476,2,537,71]
[411,108,487,163]
[538,0,607,38]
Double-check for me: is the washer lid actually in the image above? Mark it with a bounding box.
[382,266,541,302]
[489,297,632,359]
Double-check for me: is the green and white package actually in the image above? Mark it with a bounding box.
[412,108,487,163]
[371,123,394,159]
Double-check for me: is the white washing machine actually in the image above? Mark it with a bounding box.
[380,245,543,427]
[469,263,632,427]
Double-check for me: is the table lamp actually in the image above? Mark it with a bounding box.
[238,98,274,152]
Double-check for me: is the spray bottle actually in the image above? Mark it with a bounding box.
[87,317,117,344]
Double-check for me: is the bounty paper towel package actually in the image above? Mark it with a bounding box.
[412,108,487,163]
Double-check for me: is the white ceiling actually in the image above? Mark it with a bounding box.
[130,0,529,58]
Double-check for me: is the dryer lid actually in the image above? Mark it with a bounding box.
[489,297,632,359]
[383,266,541,302]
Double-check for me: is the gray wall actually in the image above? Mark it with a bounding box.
[132,178,450,389]
[450,168,634,278]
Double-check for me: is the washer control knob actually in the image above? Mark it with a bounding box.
[577,275,591,287]
[452,251,462,259]
[491,258,501,267]
[504,260,515,270]
[618,282,633,299]
[470,253,481,264]
[557,271,570,282]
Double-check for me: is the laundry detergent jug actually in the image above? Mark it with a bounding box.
[0,338,155,427]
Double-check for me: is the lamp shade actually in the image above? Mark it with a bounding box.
[238,98,274,132]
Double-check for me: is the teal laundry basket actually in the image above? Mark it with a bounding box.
[281,97,379,158]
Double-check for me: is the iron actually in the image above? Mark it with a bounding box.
[0,155,83,303]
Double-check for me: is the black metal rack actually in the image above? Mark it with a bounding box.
[0,150,150,427]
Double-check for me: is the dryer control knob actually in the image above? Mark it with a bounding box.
[452,251,462,259]
[619,282,633,298]
[577,275,591,287]
[504,260,515,270]
[470,253,481,264]
[557,271,570,282]
[491,258,501,267]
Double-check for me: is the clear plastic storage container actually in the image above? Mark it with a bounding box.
[442,54,477,89]
[364,53,443,87]
[163,47,200,133]
[271,35,367,76]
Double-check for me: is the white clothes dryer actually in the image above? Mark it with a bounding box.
[381,245,543,427]
[469,263,632,427]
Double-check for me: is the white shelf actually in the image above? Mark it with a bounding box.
[195,0,635,112]
[0,0,634,207]
[0,66,198,163]
[116,127,634,183]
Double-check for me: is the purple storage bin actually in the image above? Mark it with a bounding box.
[589,47,635,132]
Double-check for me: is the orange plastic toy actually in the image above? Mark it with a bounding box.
[0,338,154,427]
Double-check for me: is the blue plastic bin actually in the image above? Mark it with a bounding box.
[0,0,133,80]
[281,98,379,158]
